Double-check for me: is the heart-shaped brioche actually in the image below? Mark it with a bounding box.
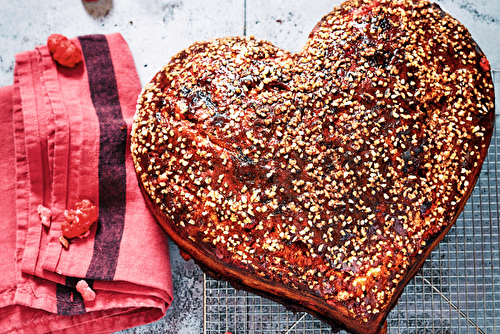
[131,0,495,333]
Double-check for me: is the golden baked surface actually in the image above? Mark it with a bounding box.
[131,0,494,332]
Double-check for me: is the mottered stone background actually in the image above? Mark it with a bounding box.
[0,0,499,333]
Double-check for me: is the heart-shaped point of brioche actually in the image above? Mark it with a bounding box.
[131,0,495,333]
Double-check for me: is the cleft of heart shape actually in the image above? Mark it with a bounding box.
[131,0,495,333]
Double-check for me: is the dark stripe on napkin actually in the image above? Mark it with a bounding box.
[78,35,127,281]
[56,277,87,315]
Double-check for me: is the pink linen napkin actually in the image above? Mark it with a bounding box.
[0,33,173,333]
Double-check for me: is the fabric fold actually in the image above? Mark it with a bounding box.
[0,33,173,334]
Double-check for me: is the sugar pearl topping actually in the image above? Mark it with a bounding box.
[131,0,494,324]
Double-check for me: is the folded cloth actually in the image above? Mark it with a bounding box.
[0,33,173,333]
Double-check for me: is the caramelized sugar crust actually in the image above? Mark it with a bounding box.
[131,0,495,332]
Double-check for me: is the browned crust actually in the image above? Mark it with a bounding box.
[138,120,492,334]
[131,0,495,333]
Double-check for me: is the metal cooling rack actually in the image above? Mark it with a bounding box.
[203,70,500,334]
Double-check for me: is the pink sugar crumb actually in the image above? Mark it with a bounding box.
[76,279,96,301]
[37,205,52,227]
[62,199,98,239]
